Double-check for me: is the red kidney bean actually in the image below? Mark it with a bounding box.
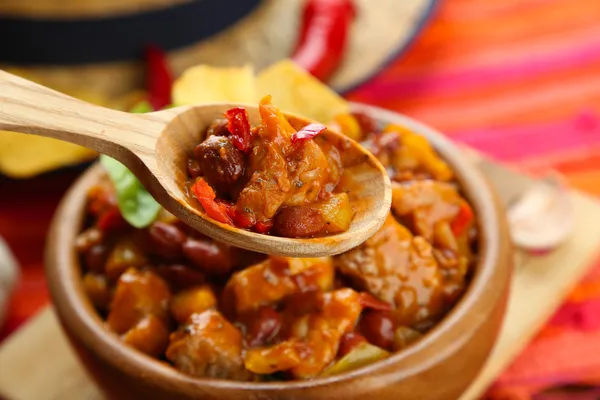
[149,221,187,259]
[182,238,233,276]
[338,332,367,357]
[246,307,282,347]
[359,310,395,351]
[155,264,205,290]
[85,243,110,274]
[272,206,326,238]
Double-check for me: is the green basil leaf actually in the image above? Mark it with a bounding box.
[99,155,161,228]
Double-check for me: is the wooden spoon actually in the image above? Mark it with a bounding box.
[0,70,391,257]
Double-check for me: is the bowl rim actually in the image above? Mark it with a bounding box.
[45,102,508,393]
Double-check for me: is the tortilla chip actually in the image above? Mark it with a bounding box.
[173,64,256,105]
[0,70,121,178]
[256,59,349,123]
[0,132,96,178]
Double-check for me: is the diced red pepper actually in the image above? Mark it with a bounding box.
[97,206,128,232]
[144,45,173,110]
[219,200,257,230]
[358,292,393,311]
[255,220,273,234]
[225,107,252,153]
[235,211,256,230]
[450,200,474,236]
[291,123,327,144]
[292,0,356,82]
[191,178,234,226]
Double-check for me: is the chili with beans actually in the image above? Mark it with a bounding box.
[76,111,476,381]
[186,96,354,238]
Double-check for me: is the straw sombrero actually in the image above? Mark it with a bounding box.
[0,0,436,96]
[0,0,436,178]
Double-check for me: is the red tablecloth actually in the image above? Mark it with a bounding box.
[2,0,600,398]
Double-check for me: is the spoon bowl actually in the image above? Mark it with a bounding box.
[0,70,391,257]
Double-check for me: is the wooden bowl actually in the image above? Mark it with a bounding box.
[45,104,513,400]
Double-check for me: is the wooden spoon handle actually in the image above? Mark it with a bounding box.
[0,70,165,158]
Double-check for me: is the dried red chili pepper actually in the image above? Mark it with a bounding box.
[191,178,234,226]
[291,123,327,144]
[292,0,356,82]
[225,107,252,153]
[358,292,393,312]
[145,45,173,110]
[450,200,474,236]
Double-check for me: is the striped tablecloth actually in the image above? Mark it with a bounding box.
[2,0,600,398]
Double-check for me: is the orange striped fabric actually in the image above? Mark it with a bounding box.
[347,0,600,398]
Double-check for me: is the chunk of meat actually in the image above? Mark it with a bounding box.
[169,285,217,324]
[107,268,171,335]
[223,257,334,316]
[194,135,245,199]
[283,140,330,207]
[236,140,292,222]
[244,339,308,374]
[334,215,445,327]
[292,289,364,378]
[244,288,363,378]
[234,96,334,225]
[391,180,463,244]
[166,310,252,380]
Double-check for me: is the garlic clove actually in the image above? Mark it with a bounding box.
[507,174,574,252]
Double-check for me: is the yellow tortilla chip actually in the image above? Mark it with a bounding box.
[173,64,256,105]
[0,132,96,178]
[256,59,349,123]
[0,70,115,178]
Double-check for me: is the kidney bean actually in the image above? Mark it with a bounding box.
[149,221,187,259]
[245,306,282,347]
[155,264,205,290]
[338,332,367,357]
[85,243,110,274]
[359,311,395,351]
[272,206,326,238]
[182,238,233,276]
